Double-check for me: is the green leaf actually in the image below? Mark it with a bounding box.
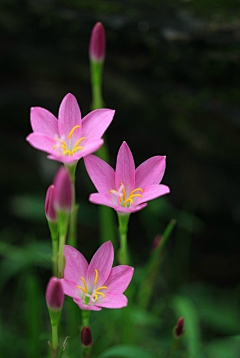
[97,345,155,358]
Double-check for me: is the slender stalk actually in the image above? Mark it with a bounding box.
[117,213,130,265]
[66,164,78,248]
[58,233,66,278]
[52,325,58,351]
[52,238,58,277]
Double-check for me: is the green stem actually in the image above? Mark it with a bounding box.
[52,238,58,277]
[52,324,58,351]
[82,310,90,328]
[58,233,66,278]
[90,60,104,110]
[117,213,130,265]
[66,164,78,248]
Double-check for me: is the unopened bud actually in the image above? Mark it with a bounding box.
[81,326,92,347]
[174,317,184,338]
[53,167,72,213]
[46,277,64,312]
[89,22,106,62]
[151,235,162,252]
[45,185,57,222]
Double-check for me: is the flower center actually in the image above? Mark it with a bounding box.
[76,269,108,304]
[52,125,86,156]
[110,183,143,207]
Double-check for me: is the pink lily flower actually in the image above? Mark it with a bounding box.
[26,93,115,164]
[84,141,170,213]
[61,241,133,311]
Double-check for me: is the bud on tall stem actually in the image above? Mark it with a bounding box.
[89,22,106,63]
[53,167,72,277]
[45,185,58,276]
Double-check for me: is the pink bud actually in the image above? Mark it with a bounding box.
[151,235,162,252]
[175,317,184,337]
[89,22,106,62]
[81,326,92,347]
[45,185,57,222]
[46,277,64,311]
[53,167,72,213]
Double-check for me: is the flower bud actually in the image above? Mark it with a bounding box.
[81,326,92,347]
[175,317,184,337]
[89,22,106,62]
[46,277,64,312]
[151,235,162,252]
[53,167,72,213]
[45,185,57,222]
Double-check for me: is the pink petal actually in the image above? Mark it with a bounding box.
[81,108,115,141]
[84,155,115,193]
[80,139,104,157]
[96,292,128,308]
[104,266,134,293]
[26,133,55,154]
[63,245,88,284]
[89,193,147,213]
[136,184,170,205]
[135,156,166,188]
[73,298,102,311]
[30,107,59,137]
[58,93,82,139]
[87,241,114,291]
[115,142,135,194]
[60,279,81,300]
[89,193,116,209]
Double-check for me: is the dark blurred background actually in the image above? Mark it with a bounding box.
[1,0,240,357]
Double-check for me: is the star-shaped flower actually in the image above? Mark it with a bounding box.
[84,141,170,213]
[61,241,133,311]
[26,93,115,164]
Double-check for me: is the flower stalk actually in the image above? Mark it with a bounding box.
[117,213,130,265]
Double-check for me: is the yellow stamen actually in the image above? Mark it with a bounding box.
[95,286,108,292]
[129,194,143,199]
[80,276,88,292]
[63,149,72,156]
[68,125,81,139]
[95,291,106,298]
[130,188,143,195]
[121,183,126,201]
[94,269,98,286]
[54,138,67,146]
[71,146,84,154]
[109,189,118,194]
[124,198,133,206]
[74,137,86,148]
[76,285,87,294]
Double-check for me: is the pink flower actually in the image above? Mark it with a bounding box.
[46,277,64,311]
[61,241,134,311]
[84,141,170,214]
[26,93,115,164]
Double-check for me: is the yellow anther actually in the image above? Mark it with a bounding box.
[80,276,88,292]
[68,125,81,139]
[109,189,118,194]
[129,194,143,199]
[71,146,84,154]
[124,198,133,206]
[95,291,105,298]
[76,285,87,294]
[120,183,126,200]
[130,188,143,195]
[95,286,108,292]
[52,145,58,149]
[54,138,67,145]
[74,137,86,148]
[94,269,98,286]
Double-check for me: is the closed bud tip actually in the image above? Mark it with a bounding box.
[81,326,92,347]
[175,317,184,337]
[89,22,106,62]
[53,167,72,213]
[151,235,162,252]
[46,277,64,311]
[45,185,57,222]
